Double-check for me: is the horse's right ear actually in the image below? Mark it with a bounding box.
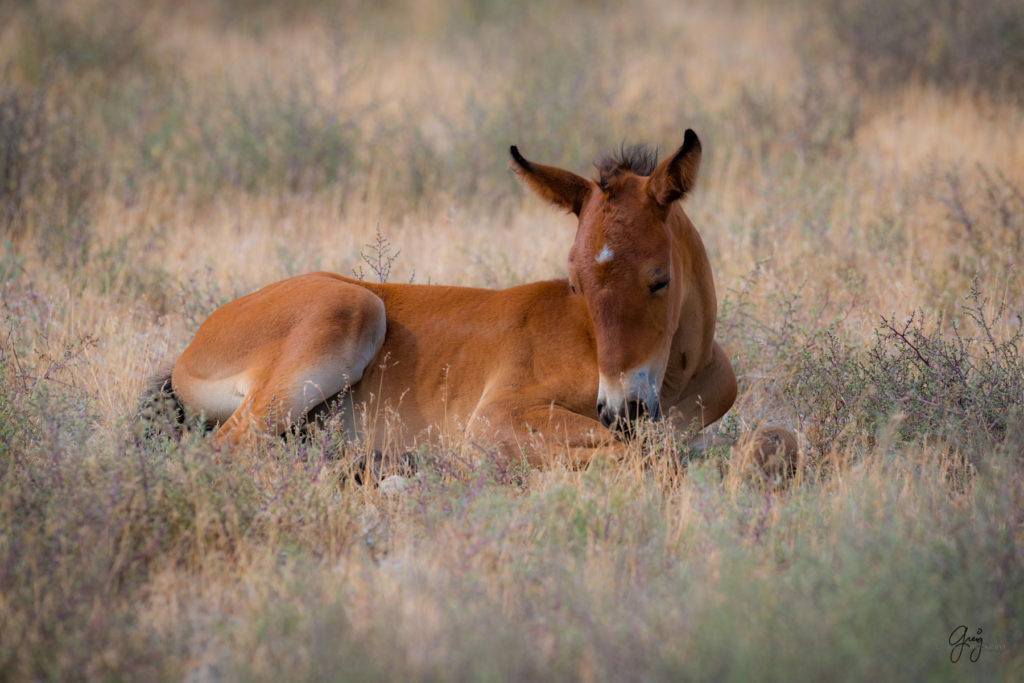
[510,146,591,216]
[646,129,702,207]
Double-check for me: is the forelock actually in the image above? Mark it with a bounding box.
[595,143,659,190]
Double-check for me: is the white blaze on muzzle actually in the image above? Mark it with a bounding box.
[597,366,662,429]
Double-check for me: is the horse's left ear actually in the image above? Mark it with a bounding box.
[646,129,701,207]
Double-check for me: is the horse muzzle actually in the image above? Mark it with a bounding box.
[597,369,662,435]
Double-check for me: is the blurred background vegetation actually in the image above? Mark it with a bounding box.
[6,0,1020,229]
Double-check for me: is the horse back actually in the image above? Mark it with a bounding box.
[347,277,598,436]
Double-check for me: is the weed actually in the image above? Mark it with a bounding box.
[352,224,401,283]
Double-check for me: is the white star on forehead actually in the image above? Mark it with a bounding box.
[595,244,614,264]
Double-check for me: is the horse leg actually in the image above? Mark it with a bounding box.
[665,342,798,477]
[173,278,386,446]
[224,333,384,445]
[731,425,799,479]
[467,398,622,468]
[663,340,738,437]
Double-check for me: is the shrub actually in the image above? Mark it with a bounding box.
[786,280,1024,457]
[0,79,47,234]
[193,77,359,196]
[823,0,1024,96]
[0,73,100,268]
[14,0,154,83]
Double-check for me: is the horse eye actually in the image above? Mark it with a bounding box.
[649,280,670,294]
[570,283,577,294]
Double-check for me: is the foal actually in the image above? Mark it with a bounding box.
[162,130,795,471]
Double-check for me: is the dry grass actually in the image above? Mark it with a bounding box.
[2,0,1023,680]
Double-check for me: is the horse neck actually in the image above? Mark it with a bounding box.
[667,203,718,351]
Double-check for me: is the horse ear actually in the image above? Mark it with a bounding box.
[646,129,701,207]
[510,146,591,215]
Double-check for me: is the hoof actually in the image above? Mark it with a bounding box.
[380,475,413,496]
[347,450,416,486]
[737,425,799,481]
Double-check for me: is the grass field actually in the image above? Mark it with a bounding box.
[2,0,1023,679]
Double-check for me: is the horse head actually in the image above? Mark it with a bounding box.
[511,130,702,433]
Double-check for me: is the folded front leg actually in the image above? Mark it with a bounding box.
[466,397,623,468]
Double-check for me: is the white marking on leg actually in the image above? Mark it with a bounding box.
[595,243,614,264]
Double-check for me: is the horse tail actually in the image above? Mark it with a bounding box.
[134,365,186,440]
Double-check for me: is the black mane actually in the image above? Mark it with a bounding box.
[595,143,659,189]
